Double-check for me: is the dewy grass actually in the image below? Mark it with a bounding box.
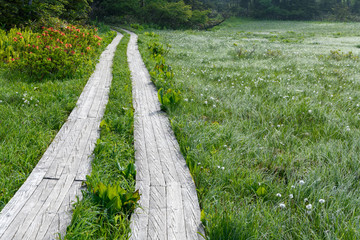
[138,19,360,239]
[0,30,115,211]
[63,33,135,239]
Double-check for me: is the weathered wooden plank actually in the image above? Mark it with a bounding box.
[181,185,205,240]
[126,29,204,239]
[43,181,83,240]
[44,118,93,179]
[148,208,166,240]
[166,183,186,240]
[1,179,57,239]
[129,180,150,240]
[22,174,75,240]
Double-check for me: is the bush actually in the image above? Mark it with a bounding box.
[0,24,115,80]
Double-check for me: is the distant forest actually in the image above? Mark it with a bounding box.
[2,0,360,30]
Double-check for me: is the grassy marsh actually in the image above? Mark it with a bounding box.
[138,18,360,239]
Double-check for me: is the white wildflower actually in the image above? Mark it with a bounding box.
[276,193,282,197]
[184,98,188,102]
[204,100,208,104]
[279,203,286,209]
[319,199,325,204]
[299,180,305,185]
[308,110,312,114]
[306,204,312,210]
[289,194,294,199]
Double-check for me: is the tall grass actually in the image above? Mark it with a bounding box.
[138,19,360,239]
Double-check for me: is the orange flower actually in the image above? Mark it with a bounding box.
[16,32,22,35]
[20,36,23,39]
[86,46,91,50]
[47,58,51,61]
[97,42,101,46]
[13,37,18,41]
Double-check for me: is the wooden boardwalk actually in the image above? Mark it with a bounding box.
[0,33,123,240]
[125,30,204,239]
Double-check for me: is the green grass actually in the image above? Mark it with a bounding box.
[0,30,115,211]
[138,18,360,239]
[63,32,135,240]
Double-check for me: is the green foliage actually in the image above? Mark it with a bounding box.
[0,24,116,80]
[148,42,169,56]
[158,88,181,110]
[328,49,359,61]
[86,176,140,215]
[130,23,144,31]
[0,0,92,30]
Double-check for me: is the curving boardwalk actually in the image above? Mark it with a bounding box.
[0,33,123,240]
[125,30,204,240]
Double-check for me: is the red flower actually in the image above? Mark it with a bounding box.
[47,58,51,61]
[13,37,18,41]
[20,36,23,39]
[98,42,101,46]
[16,32,22,35]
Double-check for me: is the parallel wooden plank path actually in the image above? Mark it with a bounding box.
[0,33,123,240]
[125,30,204,239]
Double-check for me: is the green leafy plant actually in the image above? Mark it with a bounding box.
[158,88,181,111]
[148,42,170,57]
[328,49,359,61]
[130,23,144,31]
[86,176,140,215]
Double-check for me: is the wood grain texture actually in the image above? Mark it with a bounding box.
[125,29,204,239]
[0,33,123,240]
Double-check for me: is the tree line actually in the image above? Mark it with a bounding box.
[203,0,360,21]
[1,0,360,30]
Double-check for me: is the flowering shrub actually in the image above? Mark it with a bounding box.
[0,25,115,80]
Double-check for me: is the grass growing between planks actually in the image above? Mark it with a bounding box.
[138,18,360,239]
[0,28,115,211]
[63,33,136,240]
